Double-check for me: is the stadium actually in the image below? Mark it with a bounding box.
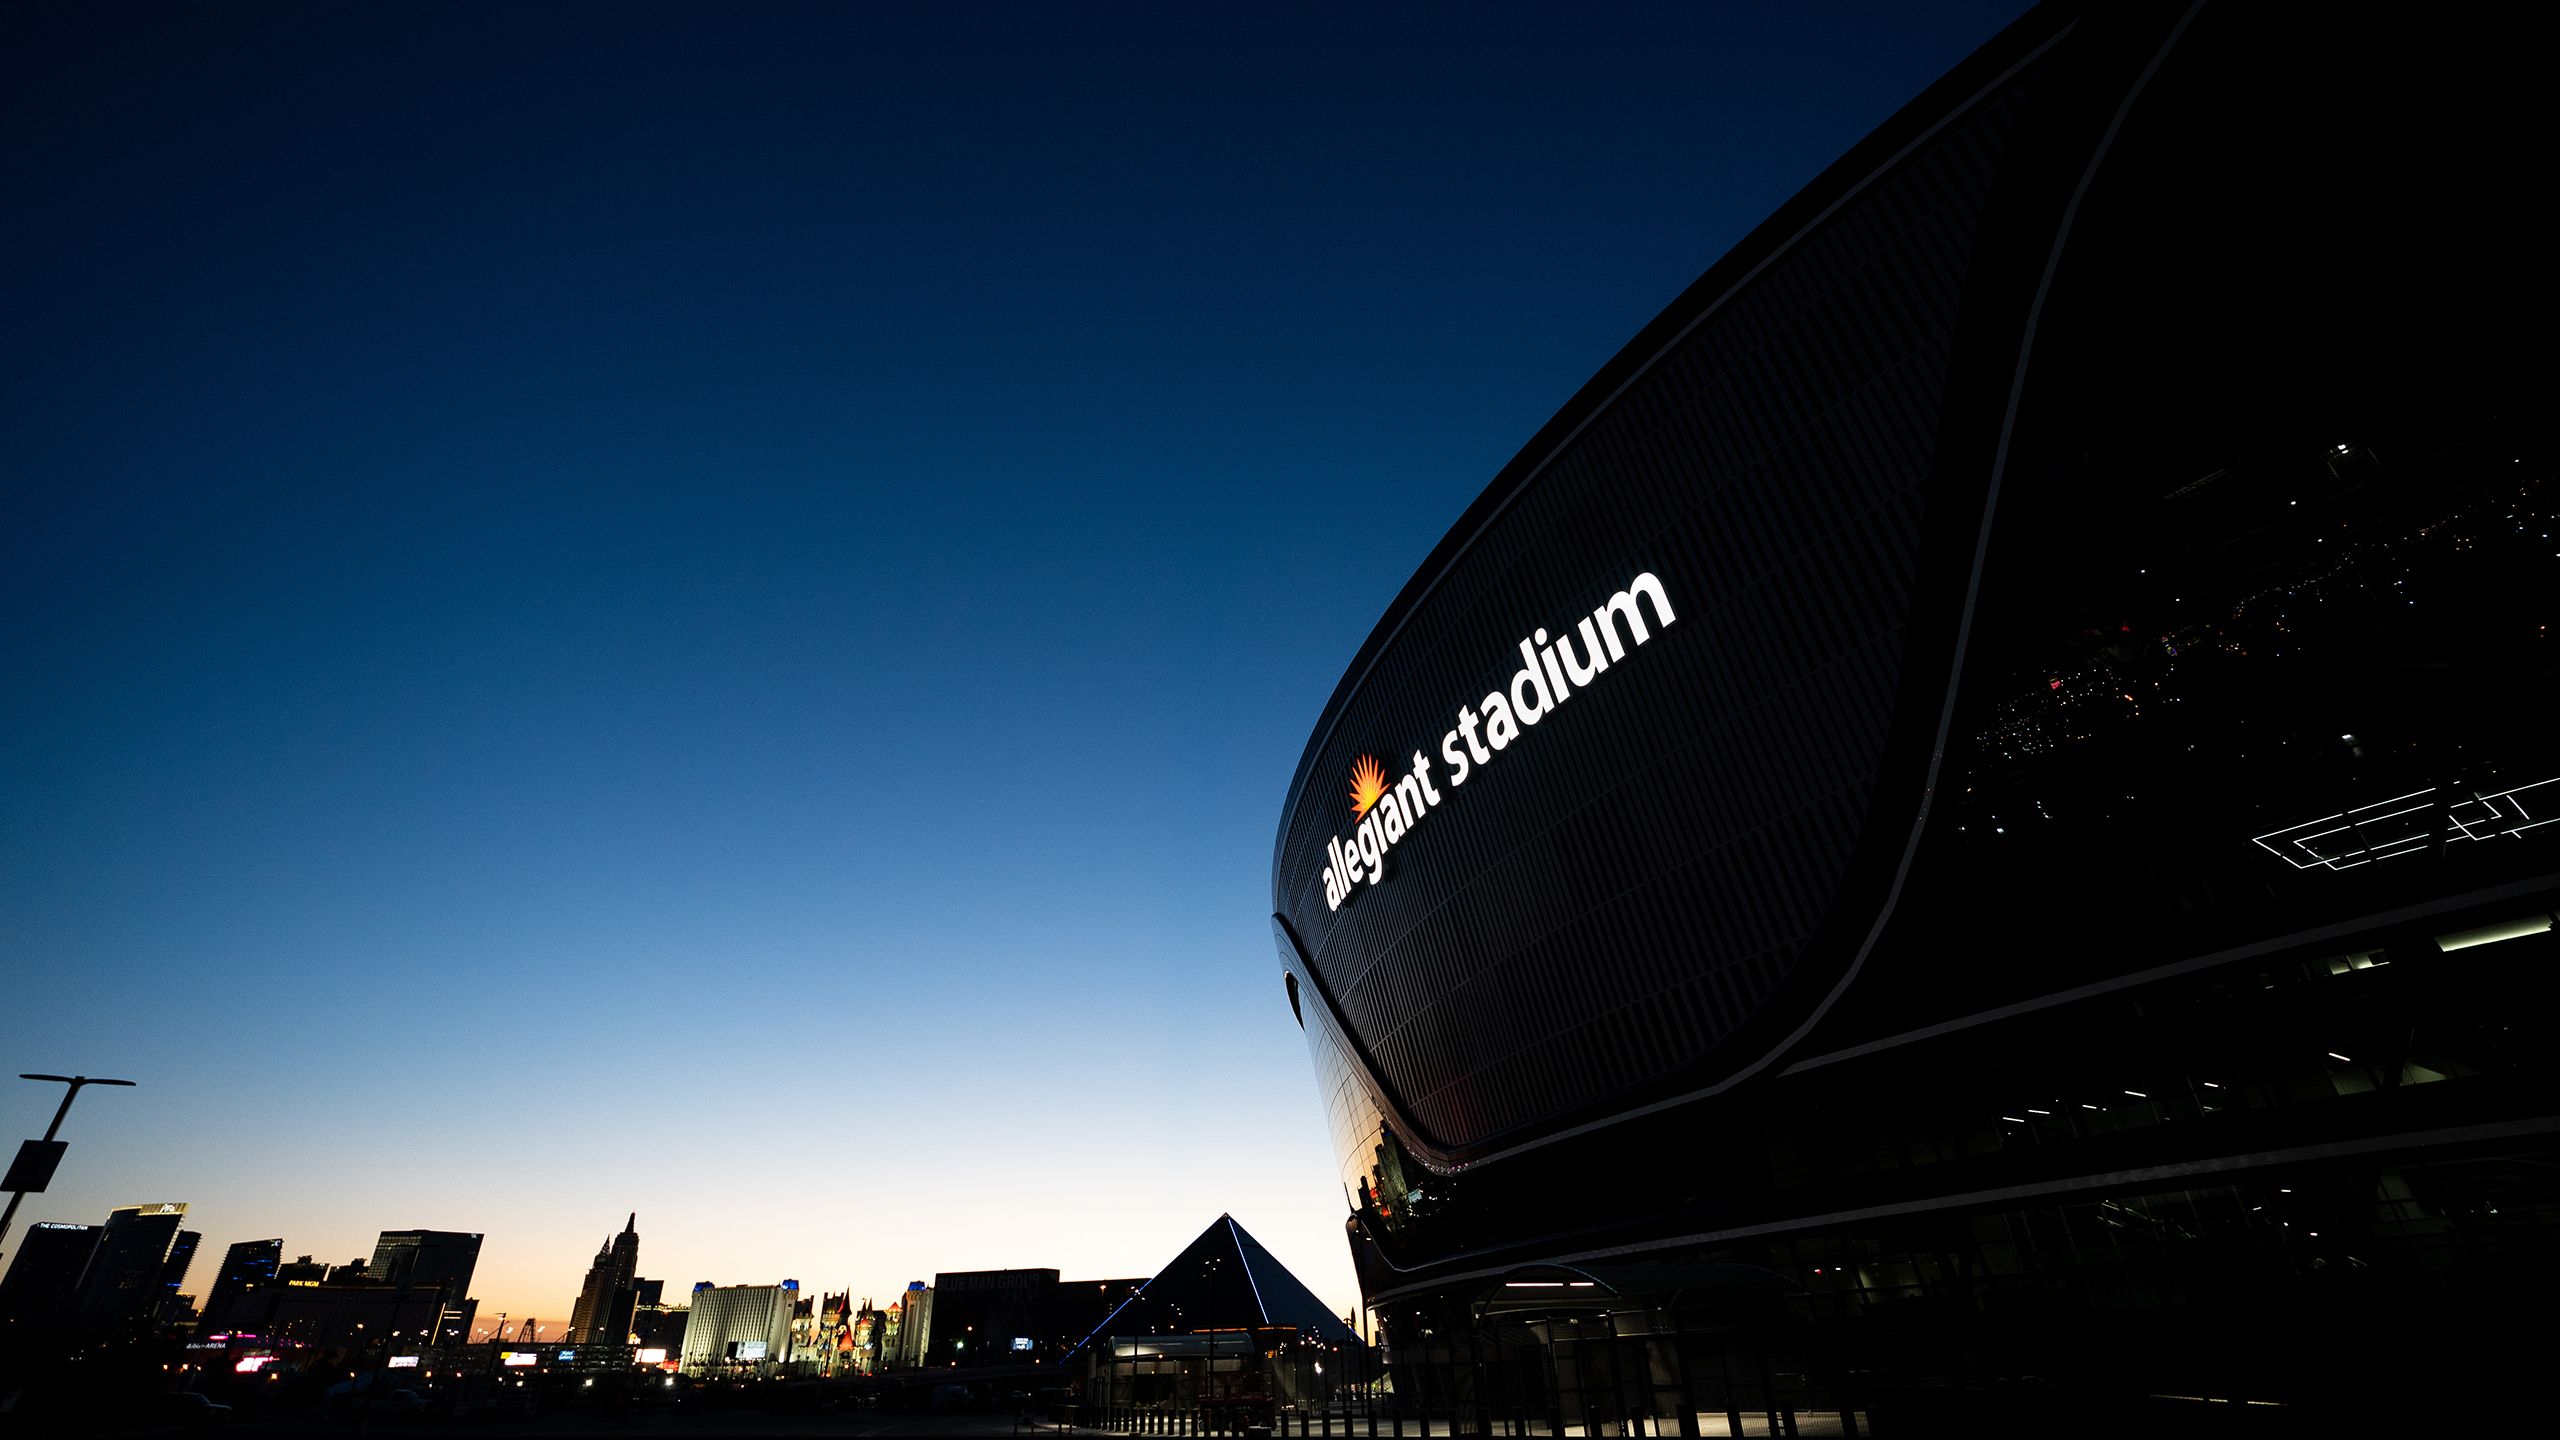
[1271,3,2560,1432]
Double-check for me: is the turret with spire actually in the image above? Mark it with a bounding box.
[566,1212,642,1344]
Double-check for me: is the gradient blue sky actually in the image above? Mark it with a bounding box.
[3,1,2030,1328]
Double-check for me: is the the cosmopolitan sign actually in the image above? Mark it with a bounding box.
[1323,572,1676,911]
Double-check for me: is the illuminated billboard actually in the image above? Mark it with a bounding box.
[500,1351,539,1368]
[386,1355,420,1369]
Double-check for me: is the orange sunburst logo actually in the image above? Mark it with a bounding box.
[1348,755,1388,818]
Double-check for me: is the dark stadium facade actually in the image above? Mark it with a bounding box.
[1270,3,2559,1434]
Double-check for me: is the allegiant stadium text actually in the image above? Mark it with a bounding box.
[1323,572,1678,911]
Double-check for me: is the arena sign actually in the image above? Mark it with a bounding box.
[1323,572,1677,911]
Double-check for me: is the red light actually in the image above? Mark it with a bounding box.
[2048,679,2063,690]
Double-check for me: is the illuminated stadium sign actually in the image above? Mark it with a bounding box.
[1324,572,1677,911]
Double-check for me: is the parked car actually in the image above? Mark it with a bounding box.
[142,1391,233,1429]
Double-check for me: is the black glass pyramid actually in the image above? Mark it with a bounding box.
[1069,1214,1354,1355]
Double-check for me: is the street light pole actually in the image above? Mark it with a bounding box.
[0,1073,138,1262]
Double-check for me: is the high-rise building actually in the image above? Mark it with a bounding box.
[0,1222,99,1335]
[1269,3,2560,1432]
[364,1228,480,1347]
[631,1278,683,1352]
[263,1272,447,1350]
[884,1279,931,1370]
[677,1280,796,1374]
[199,1238,281,1332]
[153,1229,200,1326]
[71,1203,190,1331]
[566,1213,639,1344]
[186,1230,481,1348]
[368,1230,480,1301]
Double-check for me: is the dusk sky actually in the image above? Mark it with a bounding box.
[2,1,2030,1329]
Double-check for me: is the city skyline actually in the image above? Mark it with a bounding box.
[1,0,2035,1329]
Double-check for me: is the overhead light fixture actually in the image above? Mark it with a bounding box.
[2437,915,2554,952]
[2254,777,2560,872]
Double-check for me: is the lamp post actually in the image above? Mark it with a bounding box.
[0,1073,138,1263]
